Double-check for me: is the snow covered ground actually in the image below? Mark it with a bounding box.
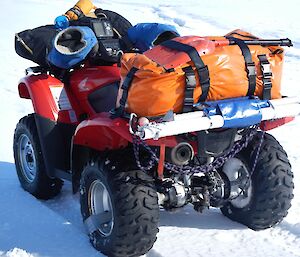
[0,0,300,256]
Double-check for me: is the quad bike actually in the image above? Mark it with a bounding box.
[13,38,298,257]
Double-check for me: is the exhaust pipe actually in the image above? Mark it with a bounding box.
[168,142,194,166]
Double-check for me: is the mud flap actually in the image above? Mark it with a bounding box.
[34,114,76,180]
[84,211,113,234]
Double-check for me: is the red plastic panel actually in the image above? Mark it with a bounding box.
[70,66,120,115]
[18,74,81,124]
[73,113,130,151]
[18,75,64,121]
[18,83,31,99]
[73,113,179,151]
[260,117,295,131]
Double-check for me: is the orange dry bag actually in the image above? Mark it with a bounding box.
[118,30,287,117]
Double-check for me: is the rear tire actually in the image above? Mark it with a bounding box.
[221,132,294,230]
[80,159,159,257]
[13,115,63,199]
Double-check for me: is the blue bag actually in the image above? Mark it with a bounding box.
[201,97,270,128]
[127,23,180,52]
[47,26,97,69]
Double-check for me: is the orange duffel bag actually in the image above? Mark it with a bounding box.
[117,30,288,117]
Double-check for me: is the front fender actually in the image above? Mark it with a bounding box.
[18,74,64,121]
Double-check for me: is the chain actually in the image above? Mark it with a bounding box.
[227,130,265,201]
[133,136,159,171]
[133,126,259,175]
[250,130,265,174]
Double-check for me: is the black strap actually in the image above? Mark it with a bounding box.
[112,67,138,118]
[161,40,210,102]
[68,7,84,19]
[182,66,197,112]
[119,67,138,109]
[258,54,272,100]
[227,37,256,96]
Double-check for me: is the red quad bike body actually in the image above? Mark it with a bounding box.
[15,54,297,257]
[17,64,294,181]
[17,65,188,184]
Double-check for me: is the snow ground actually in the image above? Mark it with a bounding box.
[0,0,300,256]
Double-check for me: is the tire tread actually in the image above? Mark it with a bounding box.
[13,114,63,199]
[80,159,159,257]
[221,132,294,230]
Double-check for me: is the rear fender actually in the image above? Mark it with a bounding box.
[71,113,178,192]
[73,113,131,151]
[73,113,179,150]
[260,117,295,131]
[18,74,64,121]
[71,113,130,193]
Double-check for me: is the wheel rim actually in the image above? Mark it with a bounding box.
[222,158,252,208]
[89,180,114,236]
[18,134,37,183]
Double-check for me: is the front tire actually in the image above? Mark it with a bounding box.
[80,159,159,257]
[221,132,294,230]
[13,115,63,199]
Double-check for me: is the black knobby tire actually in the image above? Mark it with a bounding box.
[80,159,159,257]
[13,115,63,199]
[221,132,294,230]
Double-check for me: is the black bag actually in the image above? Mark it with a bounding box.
[94,9,132,38]
[71,10,133,51]
[15,10,132,66]
[15,25,58,67]
[70,16,123,64]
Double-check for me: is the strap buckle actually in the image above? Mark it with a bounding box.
[184,98,194,105]
[262,79,272,90]
[258,55,272,75]
[246,62,256,76]
[261,63,272,79]
[197,66,210,84]
[258,54,273,100]
[182,66,197,113]
[184,68,197,89]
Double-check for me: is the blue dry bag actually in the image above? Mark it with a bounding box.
[127,23,180,52]
[47,26,97,69]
